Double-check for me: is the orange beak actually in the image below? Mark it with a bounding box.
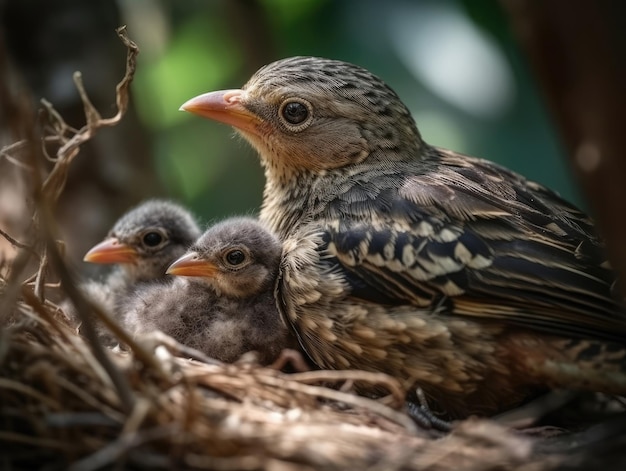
[83,238,138,264]
[179,89,262,136]
[166,252,218,278]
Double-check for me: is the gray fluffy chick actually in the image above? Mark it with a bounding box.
[123,217,292,365]
[66,199,201,344]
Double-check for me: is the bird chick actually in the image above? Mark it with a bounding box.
[66,199,200,344]
[123,217,292,365]
[181,56,626,418]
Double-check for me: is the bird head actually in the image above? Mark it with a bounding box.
[180,56,423,181]
[84,200,201,282]
[166,218,281,299]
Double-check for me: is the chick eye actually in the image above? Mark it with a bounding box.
[142,231,164,247]
[279,99,312,129]
[225,249,246,266]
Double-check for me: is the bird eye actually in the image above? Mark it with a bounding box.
[279,99,312,129]
[142,231,164,247]
[225,249,246,266]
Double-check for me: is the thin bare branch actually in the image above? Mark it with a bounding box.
[0,228,36,254]
[40,26,139,203]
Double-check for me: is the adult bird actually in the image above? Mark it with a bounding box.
[180,56,626,418]
[123,217,292,365]
[67,199,201,344]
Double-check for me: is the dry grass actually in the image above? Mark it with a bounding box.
[1,294,557,471]
[0,26,624,471]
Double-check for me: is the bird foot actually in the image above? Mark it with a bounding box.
[406,387,452,433]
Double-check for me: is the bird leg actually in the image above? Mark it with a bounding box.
[405,387,453,433]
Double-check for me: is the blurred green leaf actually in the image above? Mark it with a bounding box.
[133,15,242,129]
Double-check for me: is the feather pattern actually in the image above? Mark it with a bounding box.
[182,55,626,417]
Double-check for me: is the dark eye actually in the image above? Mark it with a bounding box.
[281,100,309,125]
[225,249,246,266]
[143,232,163,247]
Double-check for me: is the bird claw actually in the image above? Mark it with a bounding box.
[406,387,452,433]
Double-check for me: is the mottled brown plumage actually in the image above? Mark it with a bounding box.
[181,56,626,418]
[123,218,292,365]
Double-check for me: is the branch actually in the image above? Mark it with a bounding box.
[40,26,139,204]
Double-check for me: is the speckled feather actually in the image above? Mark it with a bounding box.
[183,56,626,417]
[123,218,293,364]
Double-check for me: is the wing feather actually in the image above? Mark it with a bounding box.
[318,150,626,342]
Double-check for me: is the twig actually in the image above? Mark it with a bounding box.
[0,228,36,255]
[33,246,47,301]
[41,26,138,203]
[0,246,36,322]
[0,377,61,409]
[136,331,224,367]
[286,369,407,408]
[256,374,418,434]
[0,140,34,170]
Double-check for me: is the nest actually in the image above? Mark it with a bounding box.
[1,27,626,471]
[0,299,540,470]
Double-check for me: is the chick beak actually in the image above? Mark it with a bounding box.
[166,252,218,278]
[179,89,262,136]
[83,238,138,264]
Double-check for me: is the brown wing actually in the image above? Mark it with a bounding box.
[320,149,626,342]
